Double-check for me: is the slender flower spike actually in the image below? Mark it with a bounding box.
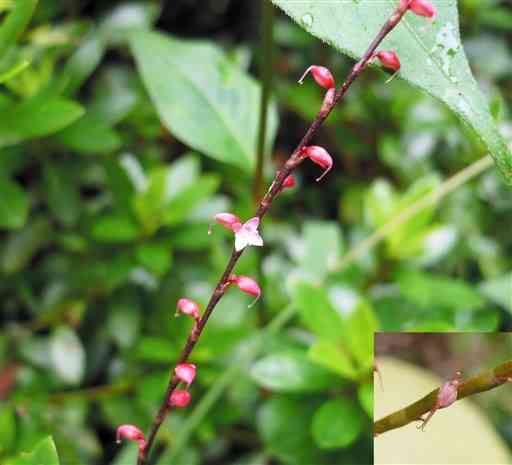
[175,298,200,320]
[229,274,261,306]
[175,363,196,387]
[302,145,333,181]
[417,371,461,431]
[233,217,263,252]
[169,388,191,408]
[116,424,146,453]
[375,51,401,72]
[298,65,335,89]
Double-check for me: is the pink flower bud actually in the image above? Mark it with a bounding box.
[175,363,196,386]
[176,298,200,320]
[213,213,242,232]
[375,51,401,72]
[408,0,437,19]
[282,175,295,190]
[116,424,145,445]
[169,388,191,408]
[230,274,261,307]
[302,145,333,181]
[298,65,335,89]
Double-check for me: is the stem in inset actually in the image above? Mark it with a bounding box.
[374,360,512,436]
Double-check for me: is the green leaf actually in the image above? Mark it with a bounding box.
[311,398,364,449]
[0,96,84,147]
[0,0,37,58]
[7,436,60,465]
[0,217,51,273]
[342,300,378,369]
[250,349,336,392]
[135,240,172,276]
[0,175,29,229]
[164,175,220,225]
[43,161,80,226]
[397,269,485,310]
[129,31,278,171]
[91,213,140,243]
[0,58,30,84]
[50,327,85,385]
[479,273,512,314]
[60,33,106,95]
[55,113,122,154]
[100,2,161,45]
[296,221,343,282]
[133,155,200,233]
[257,397,318,464]
[308,340,358,380]
[358,383,373,417]
[292,283,344,342]
[271,0,512,184]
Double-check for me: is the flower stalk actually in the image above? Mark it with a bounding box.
[134,2,419,463]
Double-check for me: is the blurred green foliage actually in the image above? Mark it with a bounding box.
[0,1,511,464]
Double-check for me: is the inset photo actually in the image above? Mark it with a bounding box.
[374,332,512,464]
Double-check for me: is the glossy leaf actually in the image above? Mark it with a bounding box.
[271,0,512,184]
[130,31,278,171]
[250,349,336,392]
[312,398,364,449]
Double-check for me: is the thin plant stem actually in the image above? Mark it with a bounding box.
[165,305,296,462]
[374,360,512,436]
[335,155,494,272]
[253,0,274,205]
[137,3,411,463]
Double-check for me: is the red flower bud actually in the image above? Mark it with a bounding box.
[169,388,191,408]
[302,145,333,181]
[298,65,335,90]
[116,424,146,447]
[375,51,401,72]
[176,298,200,320]
[408,0,437,19]
[282,175,295,190]
[175,363,196,386]
[229,274,261,307]
[213,213,242,232]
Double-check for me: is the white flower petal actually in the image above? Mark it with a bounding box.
[248,234,263,247]
[235,233,249,251]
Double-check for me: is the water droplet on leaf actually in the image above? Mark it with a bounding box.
[301,13,313,29]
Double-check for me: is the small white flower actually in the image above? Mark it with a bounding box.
[233,217,263,252]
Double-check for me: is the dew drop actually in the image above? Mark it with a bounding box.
[301,13,313,29]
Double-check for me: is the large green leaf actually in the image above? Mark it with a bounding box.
[129,31,278,172]
[271,0,512,184]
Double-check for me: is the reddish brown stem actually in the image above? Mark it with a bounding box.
[137,4,408,464]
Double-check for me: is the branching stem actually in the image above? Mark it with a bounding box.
[137,3,410,463]
[374,360,512,436]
